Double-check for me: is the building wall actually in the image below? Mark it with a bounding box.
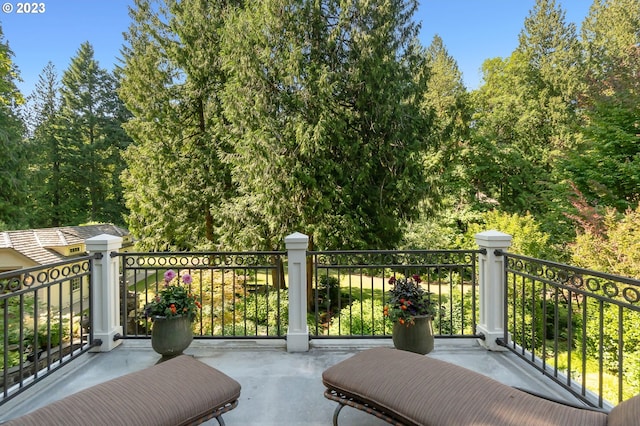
[0,249,37,272]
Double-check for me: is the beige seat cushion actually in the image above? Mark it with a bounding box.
[323,347,608,426]
[5,355,241,426]
[608,392,640,426]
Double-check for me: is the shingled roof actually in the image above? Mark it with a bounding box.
[0,224,131,266]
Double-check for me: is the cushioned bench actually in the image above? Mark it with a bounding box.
[3,355,241,426]
[323,347,640,426]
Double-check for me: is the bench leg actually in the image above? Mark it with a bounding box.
[332,403,345,426]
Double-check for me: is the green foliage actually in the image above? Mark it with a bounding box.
[120,0,238,250]
[563,46,640,212]
[569,206,640,278]
[23,62,64,227]
[0,295,72,369]
[433,288,476,336]
[329,299,391,336]
[469,0,583,222]
[238,291,288,333]
[581,0,640,83]
[461,209,555,258]
[217,0,431,250]
[47,42,132,226]
[0,26,28,229]
[317,275,341,311]
[581,300,640,399]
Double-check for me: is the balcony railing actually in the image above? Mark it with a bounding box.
[0,255,98,403]
[499,251,640,407]
[116,251,286,338]
[310,250,480,338]
[1,231,638,410]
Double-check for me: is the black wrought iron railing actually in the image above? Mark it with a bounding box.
[4,244,639,411]
[115,251,287,338]
[0,255,98,403]
[498,251,640,408]
[310,250,481,338]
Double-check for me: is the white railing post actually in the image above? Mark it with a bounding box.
[285,232,310,352]
[86,234,123,352]
[475,230,512,351]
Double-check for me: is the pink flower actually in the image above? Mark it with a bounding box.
[164,270,177,282]
[181,273,192,285]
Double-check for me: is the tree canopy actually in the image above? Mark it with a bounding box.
[0,0,638,274]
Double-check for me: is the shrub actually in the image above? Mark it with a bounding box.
[238,290,288,331]
[433,288,477,336]
[461,210,555,258]
[317,275,341,311]
[328,299,392,336]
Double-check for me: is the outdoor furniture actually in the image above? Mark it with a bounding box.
[3,355,241,426]
[322,347,640,425]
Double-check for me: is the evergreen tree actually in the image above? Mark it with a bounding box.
[470,0,582,218]
[581,0,640,83]
[57,42,131,226]
[120,0,238,250]
[422,35,472,211]
[402,35,473,249]
[24,62,63,227]
[0,27,27,229]
[221,0,431,249]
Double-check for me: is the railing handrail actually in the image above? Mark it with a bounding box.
[0,253,97,279]
[112,250,286,257]
[496,250,640,288]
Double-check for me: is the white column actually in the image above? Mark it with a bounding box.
[285,232,310,352]
[86,234,123,352]
[475,230,512,351]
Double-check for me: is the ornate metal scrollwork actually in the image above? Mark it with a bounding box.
[506,255,639,306]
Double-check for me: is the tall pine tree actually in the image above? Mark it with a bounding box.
[120,0,238,250]
[0,26,27,229]
[57,42,131,226]
[24,62,63,227]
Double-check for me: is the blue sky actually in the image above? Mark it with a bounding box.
[1,0,593,96]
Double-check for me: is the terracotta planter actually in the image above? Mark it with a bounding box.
[151,315,193,358]
[392,315,434,355]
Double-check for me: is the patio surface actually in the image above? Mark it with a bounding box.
[1,338,586,425]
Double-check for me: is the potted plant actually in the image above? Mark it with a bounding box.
[145,269,201,358]
[384,274,435,354]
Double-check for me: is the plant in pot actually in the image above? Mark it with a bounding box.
[384,274,435,354]
[145,269,201,358]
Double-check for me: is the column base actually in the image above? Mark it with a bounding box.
[477,326,509,352]
[90,326,124,352]
[287,328,309,352]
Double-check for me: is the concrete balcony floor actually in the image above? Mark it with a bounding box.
[2,338,586,425]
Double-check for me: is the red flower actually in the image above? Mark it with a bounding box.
[388,277,396,285]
